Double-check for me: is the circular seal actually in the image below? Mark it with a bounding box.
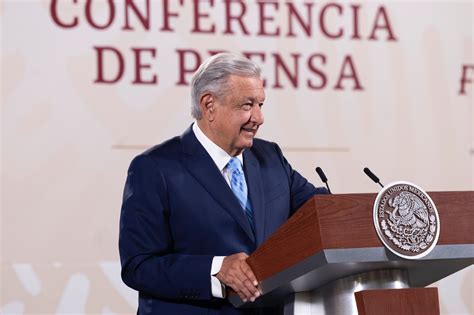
[373,181,440,259]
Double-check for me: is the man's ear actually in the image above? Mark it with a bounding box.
[200,93,215,122]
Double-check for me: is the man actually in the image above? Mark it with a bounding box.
[119,53,327,314]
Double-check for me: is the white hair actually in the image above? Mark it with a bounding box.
[190,53,261,119]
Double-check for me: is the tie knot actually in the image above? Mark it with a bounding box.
[226,157,242,174]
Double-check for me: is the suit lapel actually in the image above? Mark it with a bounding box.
[180,127,255,243]
[243,149,266,246]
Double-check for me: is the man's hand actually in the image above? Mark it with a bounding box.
[216,252,261,302]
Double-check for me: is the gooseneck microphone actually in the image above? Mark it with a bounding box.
[363,167,384,188]
[315,167,332,194]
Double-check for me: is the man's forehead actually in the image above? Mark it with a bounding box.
[228,88,265,103]
[226,75,265,94]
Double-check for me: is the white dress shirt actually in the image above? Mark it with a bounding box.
[192,122,244,299]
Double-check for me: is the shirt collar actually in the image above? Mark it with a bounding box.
[192,122,243,171]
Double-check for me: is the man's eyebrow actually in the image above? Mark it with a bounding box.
[242,97,265,103]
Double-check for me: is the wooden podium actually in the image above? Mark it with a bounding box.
[228,191,474,314]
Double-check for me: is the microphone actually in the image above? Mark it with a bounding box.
[363,167,384,188]
[315,167,332,194]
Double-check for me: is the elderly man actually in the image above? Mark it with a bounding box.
[119,53,327,314]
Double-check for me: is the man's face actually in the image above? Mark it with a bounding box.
[208,75,265,156]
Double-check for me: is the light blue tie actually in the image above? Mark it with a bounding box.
[226,157,255,233]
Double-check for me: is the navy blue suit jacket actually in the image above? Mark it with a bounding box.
[119,126,326,314]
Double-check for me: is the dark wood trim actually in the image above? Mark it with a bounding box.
[355,288,440,315]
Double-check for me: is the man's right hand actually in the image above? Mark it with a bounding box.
[216,252,261,302]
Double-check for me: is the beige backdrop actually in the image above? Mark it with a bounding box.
[1,0,473,314]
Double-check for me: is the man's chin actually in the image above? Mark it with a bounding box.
[243,138,254,149]
[236,138,254,152]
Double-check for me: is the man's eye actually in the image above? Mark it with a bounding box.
[242,103,252,110]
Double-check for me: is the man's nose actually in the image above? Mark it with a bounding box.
[251,106,264,125]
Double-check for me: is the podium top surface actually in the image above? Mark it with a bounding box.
[249,191,473,281]
[229,191,474,308]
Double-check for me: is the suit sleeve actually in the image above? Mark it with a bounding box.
[119,155,213,301]
[273,143,328,213]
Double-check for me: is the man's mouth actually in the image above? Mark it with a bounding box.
[241,127,257,135]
